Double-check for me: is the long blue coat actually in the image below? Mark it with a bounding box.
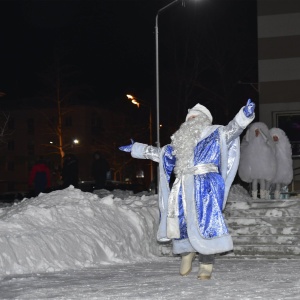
[131,107,254,255]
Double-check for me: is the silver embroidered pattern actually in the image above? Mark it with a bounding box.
[143,145,160,163]
[223,118,244,144]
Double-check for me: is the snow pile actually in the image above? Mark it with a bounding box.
[0,184,261,278]
[0,186,160,277]
[228,183,251,201]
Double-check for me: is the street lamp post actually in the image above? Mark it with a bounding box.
[155,0,183,190]
[155,0,180,150]
[126,94,153,183]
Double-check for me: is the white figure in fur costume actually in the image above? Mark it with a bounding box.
[120,100,255,280]
[238,122,276,199]
[269,128,293,199]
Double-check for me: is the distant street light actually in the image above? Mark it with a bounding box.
[126,94,140,108]
[72,139,80,150]
[126,94,153,182]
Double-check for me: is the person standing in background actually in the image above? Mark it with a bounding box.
[92,151,110,189]
[61,153,79,189]
[28,156,51,196]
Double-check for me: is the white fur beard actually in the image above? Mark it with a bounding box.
[170,115,210,175]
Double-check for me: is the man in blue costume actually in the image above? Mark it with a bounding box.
[120,99,255,280]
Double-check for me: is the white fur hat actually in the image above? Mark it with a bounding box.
[185,103,213,123]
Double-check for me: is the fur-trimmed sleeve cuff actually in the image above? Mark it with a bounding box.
[131,142,148,159]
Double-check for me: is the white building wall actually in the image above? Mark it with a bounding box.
[257,1,300,188]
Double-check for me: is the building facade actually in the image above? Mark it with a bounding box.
[0,104,135,194]
[257,0,300,157]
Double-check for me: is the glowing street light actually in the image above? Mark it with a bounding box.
[126,94,140,108]
[126,94,153,182]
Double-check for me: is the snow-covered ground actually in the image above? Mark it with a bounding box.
[0,185,299,299]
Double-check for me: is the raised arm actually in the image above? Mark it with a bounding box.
[119,140,161,163]
[223,99,255,144]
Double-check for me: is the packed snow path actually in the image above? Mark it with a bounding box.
[0,257,300,299]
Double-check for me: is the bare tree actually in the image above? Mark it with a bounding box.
[37,50,93,166]
[0,112,10,144]
[90,118,147,181]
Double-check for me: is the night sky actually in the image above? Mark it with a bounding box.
[0,1,161,102]
[0,0,258,141]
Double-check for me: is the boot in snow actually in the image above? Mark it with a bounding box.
[180,252,196,276]
[197,263,213,280]
[252,190,257,200]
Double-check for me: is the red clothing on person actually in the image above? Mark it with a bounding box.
[29,163,51,195]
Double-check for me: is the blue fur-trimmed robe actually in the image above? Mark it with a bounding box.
[131,107,254,255]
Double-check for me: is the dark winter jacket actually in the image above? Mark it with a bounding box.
[29,163,51,195]
[92,154,110,189]
[62,154,79,188]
